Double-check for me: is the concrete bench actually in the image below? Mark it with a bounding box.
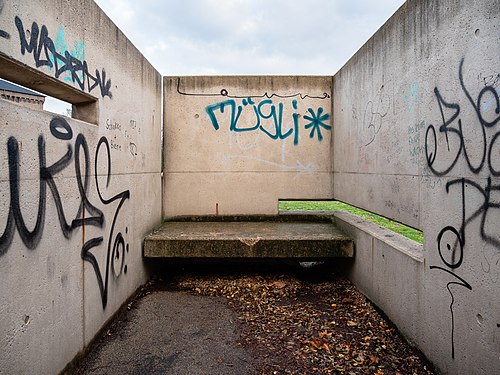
[143,215,354,259]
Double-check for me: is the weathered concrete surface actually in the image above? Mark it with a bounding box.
[163,76,333,217]
[0,1,162,374]
[144,221,353,259]
[76,291,254,375]
[332,0,500,373]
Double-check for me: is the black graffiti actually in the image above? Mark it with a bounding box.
[0,117,129,309]
[425,59,500,177]
[437,177,500,269]
[14,16,112,98]
[429,266,472,359]
[0,2,8,39]
[81,137,130,308]
[176,77,330,100]
[426,58,500,359]
[362,85,391,147]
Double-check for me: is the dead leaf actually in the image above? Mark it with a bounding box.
[271,281,286,289]
[309,340,322,350]
[369,355,380,365]
[355,353,365,363]
[347,320,358,327]
[319,331,330,339]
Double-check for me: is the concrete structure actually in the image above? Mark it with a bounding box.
[331,1,500,373]
[163,76,333,217]
[0,0,498,374]
[0,78,45,109]
[0,1,162,373]
[144,216,353,259]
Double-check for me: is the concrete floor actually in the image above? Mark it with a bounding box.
[74,290,255,375]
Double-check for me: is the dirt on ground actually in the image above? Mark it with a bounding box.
[73,261,436,375]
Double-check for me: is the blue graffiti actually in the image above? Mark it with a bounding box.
[52,27,85,83]
[205,98,330,145]
[304,107,331,141]
[14,16,112,98]
[403,82,419,112]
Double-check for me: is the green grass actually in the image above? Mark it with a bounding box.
[279,200,423,244]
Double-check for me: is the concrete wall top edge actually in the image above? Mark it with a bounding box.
[332,0,477,79]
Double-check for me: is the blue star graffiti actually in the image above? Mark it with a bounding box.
[205,97,331,145]
[304,107,331,141]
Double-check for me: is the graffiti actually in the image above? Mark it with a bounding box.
[428,265,472,359]
[363,85,391,146]
[408,120,426,163]
[14,16,112,98]
[425,58,500,358]
[52,27,85,84]
[0,1,8,39]
[84,136,130,306]
[403,82,419,112]
[481,72,500,88]
[205,98,331,144]
[106,119,121,131]
[129,142,138,157]
[0,117,129,309]
[304,107,331,141]
[176,77,330,100]
[221,154,314,173]
[425,64,500,177]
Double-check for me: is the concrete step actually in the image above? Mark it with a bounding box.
[143,216,353,259]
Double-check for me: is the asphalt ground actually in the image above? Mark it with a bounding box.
[70,261,435,375]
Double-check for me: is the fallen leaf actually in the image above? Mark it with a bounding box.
[319,331,330,339]
[369,355,380,365]
[271,281,286,289]
[355,354,365,363]
[309,340,322,350]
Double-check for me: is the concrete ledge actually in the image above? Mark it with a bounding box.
[144,220,353,259]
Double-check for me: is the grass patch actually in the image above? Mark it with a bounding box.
[279,200,423,244]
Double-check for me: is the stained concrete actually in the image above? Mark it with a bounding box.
[331,0,500,373]
[0,1,162,373]
[144,221,353,259]
[163,76,333,217]
[75,291,254,375]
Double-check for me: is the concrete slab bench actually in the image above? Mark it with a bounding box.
[143,215,353,259]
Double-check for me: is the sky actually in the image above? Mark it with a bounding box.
[45,0,406,113]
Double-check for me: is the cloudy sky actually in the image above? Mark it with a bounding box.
[46,0,406,112]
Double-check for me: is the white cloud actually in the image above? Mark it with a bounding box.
[94,0,406,75]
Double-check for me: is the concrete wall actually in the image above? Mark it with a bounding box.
[333,0,500,373]
[1,0,498,373]
[163,76,333,217]
[0,1,162,373]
